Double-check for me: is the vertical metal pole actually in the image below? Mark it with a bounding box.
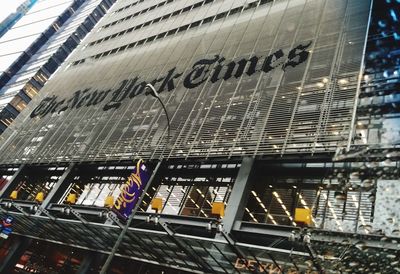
[222,157,254,233]
[99,160,162,274]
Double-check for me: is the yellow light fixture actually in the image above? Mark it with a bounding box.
[294,208,312,226]
[10,190,18,200]
[211,202,225,217]
[66,193,77,204]
[35,192,45,203]
[104,195,114,208]
[151,197,163,213]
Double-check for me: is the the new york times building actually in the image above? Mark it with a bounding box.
[1,0,395,273]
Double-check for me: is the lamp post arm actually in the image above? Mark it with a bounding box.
[156,96,171,144]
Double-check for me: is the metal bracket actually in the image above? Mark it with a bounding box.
[35,206,56,221]
[12,203,30,217]
[106,211,124,229]
[69,207,88,225]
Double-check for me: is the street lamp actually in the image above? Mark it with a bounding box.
[145,84,171,144]
[99,84,170,274]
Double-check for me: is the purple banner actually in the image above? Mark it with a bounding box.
[112,159,151,221]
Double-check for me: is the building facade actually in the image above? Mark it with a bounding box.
[0,0,399,273]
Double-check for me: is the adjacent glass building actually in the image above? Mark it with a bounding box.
[0,0,115,133]
[0,0,398,273]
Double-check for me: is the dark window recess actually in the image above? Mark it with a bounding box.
[89,14,100,23]
[244,1,258,10]
[18,90,32,104]
[147,36,156,42]
[43,58,59,74]
[260,0,272,5]
[0,74,11,88]
[64,37,78,50]
[58,13,69,25]
[202,16,214,24]
[110,48,118,54]
[74,27,87,39]
[53,48,68,63]
[70,34,82,44]
[182,6,191,12]
[157,32,166,39]
[167,29,177,36]
[27,79,42,91]
[95,7,105,16]
[178,25,189,32]
[215,12,227,20]
[193,2,202,8]
[31,78,44,89]
[190,21,200,28]
[137,39,145,45]
[172,10,180,16]
[43,27,56,38]
[83,18,95,30]
[229,7,242,15]
[0,108,17,122]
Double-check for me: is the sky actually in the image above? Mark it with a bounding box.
[0,0,27,22]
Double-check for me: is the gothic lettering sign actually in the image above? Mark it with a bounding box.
[112,159,151,221]
[30,42,312,118]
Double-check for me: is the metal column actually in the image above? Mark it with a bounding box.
[36,163,76,214]
[222,157,254,233]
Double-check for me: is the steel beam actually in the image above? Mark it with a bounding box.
[222,157,254,233]
[37,163,76,213]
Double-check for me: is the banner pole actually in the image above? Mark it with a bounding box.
[99,160,162,274]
